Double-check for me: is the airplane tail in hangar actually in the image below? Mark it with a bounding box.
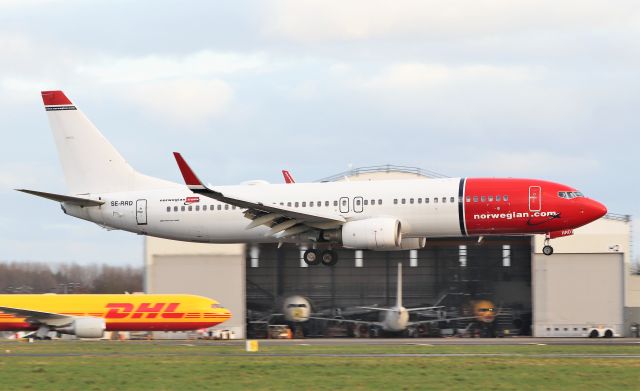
[41,91,177,194]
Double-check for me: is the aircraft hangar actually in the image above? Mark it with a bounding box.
[144,166,636,339]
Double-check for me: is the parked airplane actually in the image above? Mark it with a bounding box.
[0,294,231,339]
[310,263,446,334]
[19,91,607,266]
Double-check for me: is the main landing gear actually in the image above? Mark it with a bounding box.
[543,234,554,256]
[303,249,338,266]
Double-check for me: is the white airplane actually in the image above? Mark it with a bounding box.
[19,91,607,266]
[309,263,443,334]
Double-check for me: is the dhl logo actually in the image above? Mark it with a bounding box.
[105,302,185,319]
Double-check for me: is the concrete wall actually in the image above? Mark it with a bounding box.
[145,237,245,338]
[533,253,624,337]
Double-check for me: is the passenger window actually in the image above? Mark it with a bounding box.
[434,198,438,204]
[442,197,446,203]
[418,198,422,204]
[481,196,486,202]
[496,195,501,202]
[450,197,455,203]
[378,199,382,205]
[224,205,229,210]
[410,198,414,204]
[310,202,314,207]
[287,202,292,207]
[401,198,406,204]
[325,201,330,207]
[217,205,222,210]
[317,200,321,206]
[295,202,299,207]
[166,206,171,212]
[188,205,193,211]
[280,202,284,206]
[364,200,368,205]
[504,195,509,201]
[356,199,361,206]
[473,196,478,202]
[342,199,347,206]
[466,196,471,202]
[203,205,207,211]
[174,206,178,212]
[195,205,200,211]
[488,196,493,202]
[302,202,306,207]
[394,199,398,204]
[425,198,429,203]
[333,201,338,206]
[232,206,236,210]
[181,206,185,211]
[371,199,375,205]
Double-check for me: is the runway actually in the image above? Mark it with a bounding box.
[188,337,640,347]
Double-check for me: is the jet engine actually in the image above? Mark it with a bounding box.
[56,317,106,338]
[341,218,401,250]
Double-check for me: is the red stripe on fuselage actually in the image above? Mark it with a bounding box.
[463,178,584,235]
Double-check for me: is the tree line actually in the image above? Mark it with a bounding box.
[0,261,143,294]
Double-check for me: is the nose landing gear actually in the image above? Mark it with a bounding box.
[542,234,554,256]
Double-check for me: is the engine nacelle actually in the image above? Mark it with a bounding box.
[57,317,105,338]
[341,218,401,250]
[377,237,426,251]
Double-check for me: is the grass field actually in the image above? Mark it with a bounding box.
[1,341,639,390]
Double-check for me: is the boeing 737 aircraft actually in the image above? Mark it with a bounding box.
[19,91,607,266]
[0,294,231,339]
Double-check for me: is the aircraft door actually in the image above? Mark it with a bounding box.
[528,186,541,212]
[339,197,350,213]
[353,196,364,213]
[136,199,148,225]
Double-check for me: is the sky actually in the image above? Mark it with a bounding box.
[1,0,638,266]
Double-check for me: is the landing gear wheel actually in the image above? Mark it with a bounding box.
[542,245,554,256]
[303,249,320,266]
[320,250,338,266]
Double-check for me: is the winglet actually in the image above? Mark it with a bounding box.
[173,152,206,190]
[41,90,73,106]
[282,170,295,184]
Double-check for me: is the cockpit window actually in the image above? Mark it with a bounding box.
[559,191,584,199]
[211,304,222,309]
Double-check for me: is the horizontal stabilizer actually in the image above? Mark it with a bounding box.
[16,189,104,207]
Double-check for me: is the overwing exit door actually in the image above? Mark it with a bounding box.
[529,186,541,212]
[136,199,148,225]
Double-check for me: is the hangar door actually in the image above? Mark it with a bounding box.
[148,255,245,338]
[533,253,624,337]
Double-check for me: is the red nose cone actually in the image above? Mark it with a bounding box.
[586,199,608,221]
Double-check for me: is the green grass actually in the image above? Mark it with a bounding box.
[0,341,639,390]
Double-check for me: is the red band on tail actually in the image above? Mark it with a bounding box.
[41,90,72,106]
[173,152,202,186]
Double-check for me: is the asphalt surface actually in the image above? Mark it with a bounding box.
[2,338,639,358]
[183,337,640,347]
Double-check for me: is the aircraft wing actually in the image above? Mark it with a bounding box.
[0,306,74,327]
[173,153,345,236]
[406,306,445,312]
[16,189,104,207]
[308,316,379,327]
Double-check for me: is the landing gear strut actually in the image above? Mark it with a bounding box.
[543,234,554,256]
